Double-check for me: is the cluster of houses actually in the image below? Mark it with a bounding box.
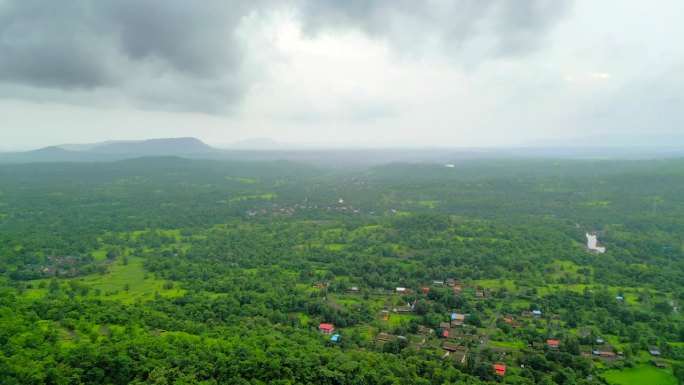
[342,278,482,301]
[439,312,468,338]
[441,342,468,363]
[339,279,489,365]
[392,278,476,297]
[371,327,477,364]
[316,279,668,378]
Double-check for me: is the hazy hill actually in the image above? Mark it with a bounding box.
[1,136,684,165]
[0,138,218,163]
[0,146,92,163]
[90,137,215,155]
[58,140,136,151]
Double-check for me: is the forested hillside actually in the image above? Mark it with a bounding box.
[1,157,683,385]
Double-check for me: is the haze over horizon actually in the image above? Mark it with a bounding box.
[14,134,684,154]
[1,0,683,151]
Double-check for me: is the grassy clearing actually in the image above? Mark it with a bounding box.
[24,256,184,304]
[580,200,611,207]
[549,259,593,279]
[532,283,650,307]
[387,314,419,327]
[332,295,363,306]
[475,279,517,291]
[358,225,382,231]
[91,249,107,261]
[602,364,676,385]
[510,299,531,309]
[228,193,275,202]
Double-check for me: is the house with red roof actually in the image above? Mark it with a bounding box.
[319,323,335,335]
[493,364,506,376]
[502,316,520,329]
[547,339,560,349]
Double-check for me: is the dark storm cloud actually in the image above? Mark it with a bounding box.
[0,1,116,88]
[103,0,249,77]
[0,0,258,111]
[0,0,572,112]
[0,0,251,83]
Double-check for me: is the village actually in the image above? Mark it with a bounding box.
[313,277,667,378]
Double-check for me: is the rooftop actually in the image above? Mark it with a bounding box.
[319,323,334,330]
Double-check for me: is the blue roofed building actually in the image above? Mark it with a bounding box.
[451,313,465,326]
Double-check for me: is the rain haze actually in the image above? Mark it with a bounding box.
[1,0,683,151]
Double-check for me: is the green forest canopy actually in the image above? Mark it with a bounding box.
[0,157,683,385]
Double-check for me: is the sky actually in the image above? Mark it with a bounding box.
[0,0,683,150]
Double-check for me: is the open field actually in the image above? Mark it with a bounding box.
[24,256,185,304]
[602,365,676,385]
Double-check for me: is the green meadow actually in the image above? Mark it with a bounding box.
[602,365,676,385]
[24,255,185,304]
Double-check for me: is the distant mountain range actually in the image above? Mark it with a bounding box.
[0,138,218,164]
[1,136,684,165]
[89,137,215,154]
[57,140,137,151]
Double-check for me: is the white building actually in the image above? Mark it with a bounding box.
[586,233,606,253]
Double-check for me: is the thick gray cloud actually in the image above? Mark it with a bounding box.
[296,0,572,60]
[103,1,248,77]
[0,0,261,111]
[0,0,572,112]
[0,1,116,88]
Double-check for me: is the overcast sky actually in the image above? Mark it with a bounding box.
[1,0,682,150]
